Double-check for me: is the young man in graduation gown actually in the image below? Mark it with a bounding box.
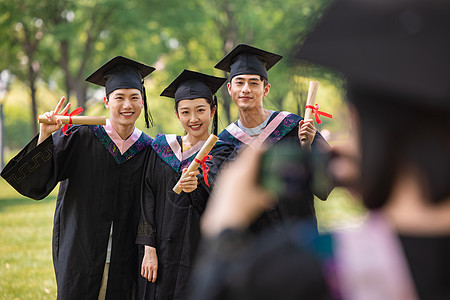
[136,70,235,300]
[1,56,155,300]
[215,44,333,233]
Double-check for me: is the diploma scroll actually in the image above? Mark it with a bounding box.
[301,81,319,141]
[172,134,219,194]
[38,115,107,125]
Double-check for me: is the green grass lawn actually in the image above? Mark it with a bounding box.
[0,174,365,299]
[0,178,57,300]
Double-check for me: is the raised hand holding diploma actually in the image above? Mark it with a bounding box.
[39,114,106,126]
[37,96,71,145]
[38,98,106,127]
[173,134,219,194]
[300,81,319,143]
[299,81,332,149]
[38,96,107,144]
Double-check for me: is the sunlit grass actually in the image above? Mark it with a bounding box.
[0,179,57,300]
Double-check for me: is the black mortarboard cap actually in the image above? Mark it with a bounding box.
[85,56,155,95]
[214,44,283,80]
[160,69,226,103]
[86,56,156,128]
[296,0,450,110]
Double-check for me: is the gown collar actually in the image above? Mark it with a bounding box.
[90,123,152,165]
[104,119,142,155]
[152,134,205,172]
[220,111,301,149]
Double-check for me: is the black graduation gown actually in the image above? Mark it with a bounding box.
[136,134,235,300]
[218,111,334,233]
[1,125,152,300]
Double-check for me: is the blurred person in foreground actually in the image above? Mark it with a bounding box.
[189,0,450,299]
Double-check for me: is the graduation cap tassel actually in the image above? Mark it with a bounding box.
[142,85,154,128]
[212,93,218,136]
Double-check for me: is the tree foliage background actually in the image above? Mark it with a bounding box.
[0,0,349,159]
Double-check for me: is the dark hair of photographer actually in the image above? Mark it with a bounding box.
[347,84,450,210]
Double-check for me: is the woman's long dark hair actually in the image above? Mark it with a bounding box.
[211,94,218,136]
[347,85,450,209]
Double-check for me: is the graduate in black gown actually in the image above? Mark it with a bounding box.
[189,1,450,299]
[135,70,235,300]
[1,56,155,300]
[214,44,334,233]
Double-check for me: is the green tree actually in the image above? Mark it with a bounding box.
[0,0,56,135]
[45,0,165,111]
[138,0,334,127]
[1,0,344,145]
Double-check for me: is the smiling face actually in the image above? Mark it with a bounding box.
[104,88,144,130]
[227,74,270,112]
[176,98,216,143]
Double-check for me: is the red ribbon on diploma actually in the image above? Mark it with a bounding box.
[62,107,83,136]
[194,155,212,187]
[305,104,333,124]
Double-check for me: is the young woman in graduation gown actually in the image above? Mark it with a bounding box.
[1,56,155,299]
[188,1,450,299]
[136,70,235,300]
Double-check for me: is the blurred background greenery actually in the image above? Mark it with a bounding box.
[0,0,366,298]
[0,0,352,163]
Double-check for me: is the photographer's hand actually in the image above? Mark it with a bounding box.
[201,146,276,237]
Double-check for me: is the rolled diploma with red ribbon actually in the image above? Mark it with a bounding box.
[172,134,219,194]
[301,80,319,141]
[38,115,106,125]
